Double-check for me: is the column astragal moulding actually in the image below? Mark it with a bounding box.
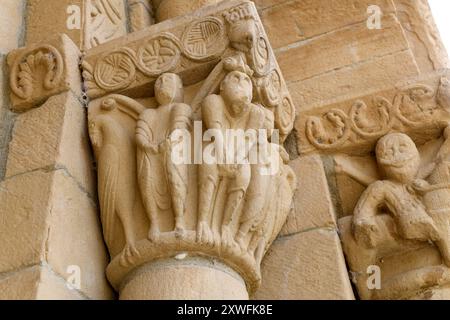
[83,0,297,299]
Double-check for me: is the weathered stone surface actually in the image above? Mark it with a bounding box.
[5,91,96,195]
[394,0,449,73]
[7,34,82,112]
[289,50,420,112]
[26,0,127,50]
[276,14,410,83]
[259,0,396,50]
[84,0,298,299]
[334,155,376,218]
[26,0,83,48]
[155,0,222,22]
[120,258,248,300]
[0,170,113,299]
[129,0,154,32]
[280,155,336,236]
[0,265,87,300]
[46,171,113,299]
[252,0,285,10]
[0,266,41,300]
[0,171,54,273]
[0,0,25,54]
[36,266,87,300]
[254,228,354,300]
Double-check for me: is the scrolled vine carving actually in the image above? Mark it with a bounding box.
[302,76,450,153]
[394,84,437,127]
[306,109,351,150]
[10,45,64,100]
[349,97,393,139]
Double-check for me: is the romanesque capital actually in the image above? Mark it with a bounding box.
[84,0,297,297]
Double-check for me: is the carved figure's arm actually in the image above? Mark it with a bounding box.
[353,181,386,222]
[170,103,193,132]
[136,113,158,153]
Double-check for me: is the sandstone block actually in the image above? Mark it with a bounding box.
[394,0,449,73]
[0,0,25,54]
[259,0,395,50]
[26,0,83,48]
[0,170,113,299]
[26,0,127,50]
[280,155,336,236]
[295,68,450,156]
[5,91,96,195]
[0,265,87,300]
[276,14,410,83]
[45,171,113,300]
[254,228,354,300]
[0,171,54,273]
[7,34,82,112]
[289,49,420,112]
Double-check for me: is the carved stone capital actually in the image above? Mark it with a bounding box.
[85,1,297,298]
[7,34,82,112]
[82,0,295,140]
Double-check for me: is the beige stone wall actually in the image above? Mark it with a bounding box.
[0,2,113,300]
[251,0,449,299]
[0,0,449,300]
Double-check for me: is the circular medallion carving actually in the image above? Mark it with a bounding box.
[94,49,136,91]
[182,17,227,61]
[137,33,181,76]
[250,36,271,76]
[257,69,282,108]
[276,95,296,136]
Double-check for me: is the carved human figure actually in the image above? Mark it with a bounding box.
[234,106,275,250]
[136,73,192,241]
[412,125,450,266]
[89,98,139,266]
[353,133,441,248]
[197,70,266,247]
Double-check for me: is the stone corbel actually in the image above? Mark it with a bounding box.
[7,34,82,112]
[294,67,450,300]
